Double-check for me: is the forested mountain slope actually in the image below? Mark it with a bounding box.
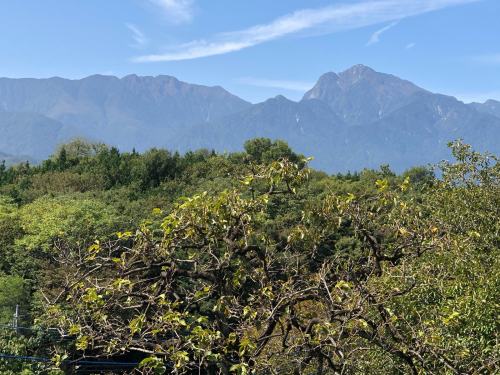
[172,95,346,159]
[328,91,500,172]
[0,112,88,160]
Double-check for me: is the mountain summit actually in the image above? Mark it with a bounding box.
[172,65,500,172]
[302,64,427,126]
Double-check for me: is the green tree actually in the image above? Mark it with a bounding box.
[18,194,122,255]
[243,137,304,165]
[0,196,24,274]
[44,142,500,374]
[0,275,29,324]
[53,136,94,159]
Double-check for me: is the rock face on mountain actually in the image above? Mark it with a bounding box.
[302,64,427,126]
[468,99,500,119]
[0,74,252,151]
[0,112,88,160]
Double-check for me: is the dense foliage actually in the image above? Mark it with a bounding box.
[5,137,497,375]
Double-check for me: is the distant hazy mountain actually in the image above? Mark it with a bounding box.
[0,74,251,151]
[0,149,37,168]
[2,66,499,174]
[302,65,427,126]
[173,65,500,173]
[0,112,88,160]
[468,99,500,119]
[330,91,500,172]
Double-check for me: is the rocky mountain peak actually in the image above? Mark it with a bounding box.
[302,65,426,126]
[337,64,375,88]
[302,72,339,100]
[273,94,290,101]
[484,99,499,108]
[2,66,499,174]
[316,71,339,83]
[468,99,500,119]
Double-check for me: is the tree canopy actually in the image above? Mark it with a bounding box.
[1,137,496,375]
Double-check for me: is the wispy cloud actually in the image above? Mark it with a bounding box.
[235,77,315,91]
[132,0,479,62]
[405,42,415,49]
[365,20,399,46]
[471,53,500,64]
[126,23,147,45]
[148,0,196,24]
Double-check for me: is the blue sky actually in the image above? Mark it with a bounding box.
[0,0,498,104]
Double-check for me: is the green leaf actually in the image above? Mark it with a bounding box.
[154,365,167,374]
[139,358,153,368]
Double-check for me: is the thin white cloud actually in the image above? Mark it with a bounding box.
[471,53,500,64]
[235,77,315,91]
[405,42,415,49]
[365,20,399,46]
[126,23,147,45]
[148,0,196,24]
[132,0,480,62]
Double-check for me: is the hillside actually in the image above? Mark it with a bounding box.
[330,92,500,172]
[172,95,346,157]
[0,112,88,160]
[0,150,37,168]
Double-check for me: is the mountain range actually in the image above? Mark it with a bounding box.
[1,65,499,172]
[0,74,251,157]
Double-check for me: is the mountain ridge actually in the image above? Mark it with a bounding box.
[468,99,500,119]
[1,66,499,173]
[0,74,252,151]
[172,66,500,173]
[0,151,38,168]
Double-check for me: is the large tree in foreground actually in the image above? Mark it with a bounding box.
[45,141,500,374]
